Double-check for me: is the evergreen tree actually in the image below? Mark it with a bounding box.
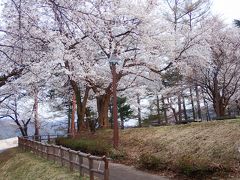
[117,97,133,129]
[234,19,240,27]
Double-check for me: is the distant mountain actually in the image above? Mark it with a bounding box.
[0,118,67,140]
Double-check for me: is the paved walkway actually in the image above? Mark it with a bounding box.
[0,137,18,152]
[109,163,169,180]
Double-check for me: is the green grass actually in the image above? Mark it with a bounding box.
[0,148,88,180]
[56,137,112,156]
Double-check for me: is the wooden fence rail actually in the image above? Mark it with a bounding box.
[18,136,109,180]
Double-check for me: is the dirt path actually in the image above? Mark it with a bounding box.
[109,163,169,180]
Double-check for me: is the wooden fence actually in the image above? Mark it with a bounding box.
[18,136,109,180]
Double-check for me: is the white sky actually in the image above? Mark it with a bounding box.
[211,0,240,23]
[0,1,238,24]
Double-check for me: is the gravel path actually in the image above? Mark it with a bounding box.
[109,163,169,180]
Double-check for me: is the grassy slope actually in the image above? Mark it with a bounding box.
[0,148,87,180]
[76,119,240,177]
[120,119,240,177]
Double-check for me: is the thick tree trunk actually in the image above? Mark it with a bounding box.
[65,61,89,132]
[195,85,202,120]
[213,96,226,118]
[97,94,111,128]
[137,94,142,127]
[190,87,196,120]
[77,87,90,131]
[70,80,90,132]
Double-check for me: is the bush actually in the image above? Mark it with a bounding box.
[110,148,127,161]
[138,153,167,171]
[55,137,111,156]
[177,155,217,177]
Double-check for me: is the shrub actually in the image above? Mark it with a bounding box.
[177,155,217,177]
[138,153,167,171]
[55,137,111,156]
[110,148,127,161]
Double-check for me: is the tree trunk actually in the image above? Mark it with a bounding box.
[190,87,196,120]
[182,93,188,121]
[65,61,89,132]
[162,96,168,124]
[67,98,72,134]
[213,96,226,118]
[70,80,90,132]
[236,100,240,115]
[97,94,111,128]
[19,125,28,137]
[137,94,142,127]
[156,95,161,125]
[14,118,29,137]
[195,85,202,120]
[178,95,182,122]
[71,93,76,136]
[33,87,40,137]
[168,98,178,123]
[203,98,210,121]
[201,89,210,121]
[109,98,113,129]
[77,87,90,131]
[172,107,178,123]
[120,116,124,129]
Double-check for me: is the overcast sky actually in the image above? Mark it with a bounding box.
[212,0,240,23]
[0,0,238,25]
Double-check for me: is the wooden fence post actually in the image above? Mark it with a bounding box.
[52,145,55,163]
[103,156,109,180]
[88,156,94,180]
[46,144,50,160]
[40,143,43,158]
[60,146,64,166]
[68,149,73,171]
[78,153,84,177]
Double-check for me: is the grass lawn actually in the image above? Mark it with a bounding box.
[60,119,240,178]
[0,148,88,180]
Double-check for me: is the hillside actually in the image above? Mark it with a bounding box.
[0,148,87,180]
[121,120,240,175]
[69,119,240,178]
